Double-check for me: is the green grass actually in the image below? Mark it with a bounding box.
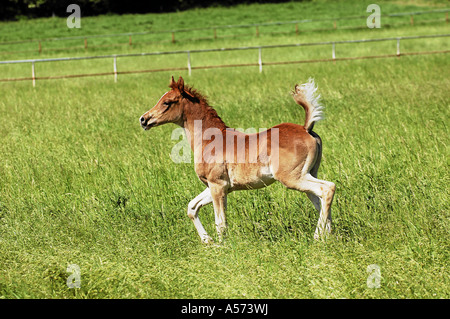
[0,0,449,299]
[0,0,448,61]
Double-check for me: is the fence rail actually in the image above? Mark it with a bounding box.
[0,9,448,55]
[0,33,448,86]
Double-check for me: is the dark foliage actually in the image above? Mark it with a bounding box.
[0,0,297,21]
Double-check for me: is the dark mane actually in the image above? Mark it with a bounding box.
[185,85,209,105]
[169,82,209,105]
[170,82,227,129]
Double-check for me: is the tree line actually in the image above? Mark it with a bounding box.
[0,0,292,21]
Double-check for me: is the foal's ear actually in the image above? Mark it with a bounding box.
[177,76,185,92]
[170,76,176,89]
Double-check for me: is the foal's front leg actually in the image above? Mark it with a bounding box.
[187,188,213,243]
[209,182,228,242]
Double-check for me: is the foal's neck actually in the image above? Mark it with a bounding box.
[182,100,227,151]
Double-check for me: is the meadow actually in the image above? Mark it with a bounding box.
[0,0,449,299]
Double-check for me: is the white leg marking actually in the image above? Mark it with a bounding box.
[298,174,335,240]
[188,188,213,243]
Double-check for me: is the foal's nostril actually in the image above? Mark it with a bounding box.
[140,116,146,124]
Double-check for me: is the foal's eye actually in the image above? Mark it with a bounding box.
[163,101,171,106]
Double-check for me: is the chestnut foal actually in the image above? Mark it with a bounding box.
[140,76,335,243]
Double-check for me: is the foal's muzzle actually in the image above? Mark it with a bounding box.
[140,114,156,130]
[140,115,151,130]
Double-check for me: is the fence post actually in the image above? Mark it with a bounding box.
[84,38,88,50]
[332,42,336,61]
[295,23,299,35]
[213,29,217,40]
[410,15,414,26]
[256,26,259,37]
[171,32,175,43]
[396,38,400,57]
[333,20,337,29]
[258,47,262,73]
[113,56,117,82]
[129,35,132,47]
[31,61,36,87]
[38,41,42,54]
[446,12,448,24]
[187,51,191,76]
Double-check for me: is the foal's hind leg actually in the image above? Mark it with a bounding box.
[187,188,213,243]
[300,174,335,239]
[282,173,335,239]
[306,149,332,235]
[307,193,331,235]
[306,193,321,214]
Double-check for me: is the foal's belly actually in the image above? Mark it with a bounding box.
[228,164,276,191]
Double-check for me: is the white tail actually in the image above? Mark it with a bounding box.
[292,78,325,132]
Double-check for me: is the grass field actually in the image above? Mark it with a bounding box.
[0,1,449,299]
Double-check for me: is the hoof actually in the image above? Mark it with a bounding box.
[201,235,214,244]
[314,229,332,241]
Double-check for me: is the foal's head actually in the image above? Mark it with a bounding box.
[140,76,198,130]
